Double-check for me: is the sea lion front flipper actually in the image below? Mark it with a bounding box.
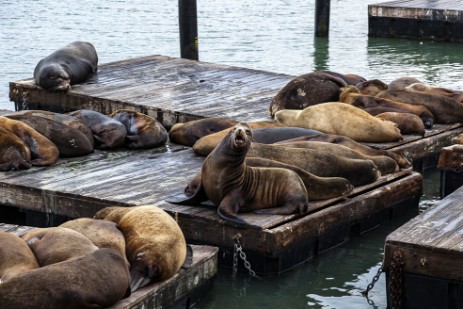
[181,245,194,269]
[217,196,248,227]
[166,182,208,205]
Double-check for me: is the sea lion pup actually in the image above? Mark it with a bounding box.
[59,217,128,266]
[339,85,435,128]
[94,205,190,292]
[0,231,39,282]
[0,116,59,166]
[185,157,354,201]
[387,76,422,91]
[274,140,399,175]
[356,79,388,96]
[6,112,94,157]
[274,103,402,143]
[192,120,285,156]
[376,112,425,136]
[169,117,239,146]
[0,248,131,309]
[173,123,310,225]
[20,227,98,266]
[33,41,98,92]
[109,109,168,149]
[68,109,127,149]
[269,71,349,117]
[376,89,463,124]
[404,82,463,103]
[275,133,410,169]
[0,127,32,171]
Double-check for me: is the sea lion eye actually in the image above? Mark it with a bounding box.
[245,130,251,135]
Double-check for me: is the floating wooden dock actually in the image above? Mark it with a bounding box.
[369,0,463,42]
[383,185,463,308]
[438,144,463,197]
[0,223,219,309]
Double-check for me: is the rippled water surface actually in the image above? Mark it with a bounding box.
[0,1,458,308]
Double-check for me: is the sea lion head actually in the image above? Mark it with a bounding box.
[35,63,71,91]
[355,79,388,96]
[228,123,252,153]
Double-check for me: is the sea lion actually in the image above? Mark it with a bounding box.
[59,217,128,265]
[20,227,98,266]
[452,133,463,144]
[269,71,349,117]
[355,79,388,96]
[68,109,127,149]
[5,113,94,157]
[376,90,463,124]
[376,112,425,135]
[109,109,168,149]
[192,120,284,156]
[33,41,98,92]
[339,85,435,128]
[274,103,402,143]
[0,116,59,166]
[185,156,354,201]
[251,127,324,144]
[172,123,309,225]
[388,77,422,91]
[169,117,238,146]
[0,127,32,171]
[404,82,463,103]
[0,248,131,309]
[0,231,39,282]
[94,205,189,292]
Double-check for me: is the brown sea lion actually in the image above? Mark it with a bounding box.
[339,85,435,128]
[59,217,128,265]
[0,116,59,166]
[169,117,238,146]
[275,133,410,169]
[274,140,399,175]
[185,156,354,201]
[388,77,422,91]
[404,82,463,103]
[0,127,32,171]
[452,133,463,144]
[274,103,402,143]
[0,231,39,282]
[376,112,425,135]
[94,205,189,292]
[376,90,463,124]
[0,248,131,309]
[68,109,127,149]
[192,120,284,156]
[171,123,309,225]
[20,227,98,266]
[6,112,94,157]
[355,79,388,96]
[269,71,349,117]
[33,41,98,92]
[109,109,168,149]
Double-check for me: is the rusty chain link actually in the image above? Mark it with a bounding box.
[389,250,405,309]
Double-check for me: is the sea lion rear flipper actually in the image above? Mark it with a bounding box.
[181,245,194,269]
[166,183,208,205]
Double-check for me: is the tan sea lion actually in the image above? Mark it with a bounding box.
[94,205,189,292]
[376,112,425,135]
[33,41,98,92]
[67,109,127,149]
[355,79,388,96]
[339,85,434,128]
[109,109,167,149]
[274,103,402,143]
[59,217,128,265]
[20,227,98,266]
[169,117,239,146]
[0,248,131,309]
[452,133,463,144]
[388,77,422,91]
[0,127,32,171]
[404,82,463,103]
[0,116,59,166]
[171,123,310,225]
[6,112,94,157]
[0,231,39,282]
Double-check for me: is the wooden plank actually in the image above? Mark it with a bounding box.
[369,0,463,21]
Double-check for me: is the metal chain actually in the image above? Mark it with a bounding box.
[232,234,259,278]
[362,260,384,301]
[389,250,405,309]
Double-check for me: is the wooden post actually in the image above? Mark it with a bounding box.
[178,0,199,60]
[315,0,330,37]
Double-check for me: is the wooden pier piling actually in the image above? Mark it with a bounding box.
[179,0,199,60]
[315,0,331,37]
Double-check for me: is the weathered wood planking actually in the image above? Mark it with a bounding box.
[383,184,463,307]
[369,0,463,41]
[438,144,463,197]
[0,223,218,309]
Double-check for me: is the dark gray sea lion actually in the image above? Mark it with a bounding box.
[68,109,127,149]
[251,127,324,144]
[94,205,190,292]
[376,112,425,136]
[0,127,32,171]
[109,109,168,149]
[0,116,59,166]
[0,231,39,282]
[0,248,131,309]
[33,41,98,92]
[320,71,367,85]
[5,113,94,157]
[172,123,310,226]
[169,117,239,146]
